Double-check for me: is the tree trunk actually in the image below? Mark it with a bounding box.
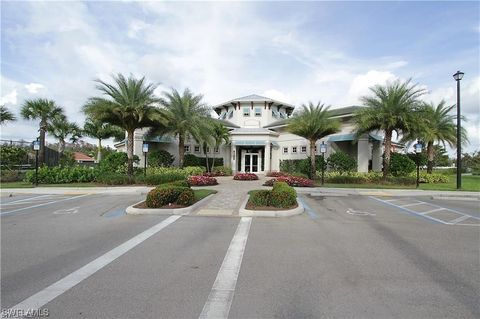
[383,129,393,179]
[211,146,216,173]
[310,139,316,180]
[58,139,66,157]
[426,141,434,174]
[203,143,209,172]
[126,130,134,179]
[97,138,102,163]
[178,133,185,168]
[39,119,47,165]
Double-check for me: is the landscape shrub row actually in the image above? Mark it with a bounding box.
[146,185,195,208]
[24,166,98,184]
[203,166,232,177]
[263,175,314,187]
[233,173,258,180]
[249,182,297,208]
[188,175,218,186]
[184,154,224,170]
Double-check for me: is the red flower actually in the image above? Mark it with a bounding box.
[233,173,259,181]
[188,175,218,186]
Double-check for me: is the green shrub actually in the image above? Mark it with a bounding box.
[148,149,174,167]
[0,145,29,169]
[390,153,416,176]
[212,166,232,176]
[145,186,194,208]
[249,190,271,207]
[281,156,326,177]
[95,172,131,185]
[0,170,24,182]
[99,152,139,174]
[327,151,356,173]
[24,166,98,184]
[270,182,297,208]
[408,172,449,183]
[141,172,187,185]
[183,166,205,176]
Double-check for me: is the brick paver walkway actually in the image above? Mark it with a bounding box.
[192,175,269,216]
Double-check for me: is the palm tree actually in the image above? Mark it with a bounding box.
[83,115,125,162]
[354,79,426,178]
[288,102,340,179]
[155,88,211,168]
[402,100,465,173]
[21,98,64,164]
[83,74,162,178]
[47,114,82,157]
[211,122,230,171]
[0,105,16,125]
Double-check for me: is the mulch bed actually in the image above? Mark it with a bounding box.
[245,201,298,211]
[134,201,187,209]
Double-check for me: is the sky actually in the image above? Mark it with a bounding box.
[1,1,479,154]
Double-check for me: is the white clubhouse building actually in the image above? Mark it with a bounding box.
[116,94,391,174]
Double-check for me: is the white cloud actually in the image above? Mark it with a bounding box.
[345,70,397,104]
[262,89,293,104]
[25,83,44,93]
[1,89,18,105]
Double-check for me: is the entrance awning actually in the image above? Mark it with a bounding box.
[328,133,384,142]
[233,140,267,146]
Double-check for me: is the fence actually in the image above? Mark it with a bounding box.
[0,139,59,169]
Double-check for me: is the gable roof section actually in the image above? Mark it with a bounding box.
[74,152,95,162]
[214,94,295,112]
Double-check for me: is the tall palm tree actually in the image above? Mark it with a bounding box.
[0,105,16,125]
[83,74,162,178]
[47,114,82,157]
[211,122,230,171]
[354,79,426,178]
[21,98,64,164]
[288,102,340,179]
[83,115,125,162]
[155,88,211,168]
[402,100,466,173]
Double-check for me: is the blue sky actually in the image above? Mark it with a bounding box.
[1,1,479,153]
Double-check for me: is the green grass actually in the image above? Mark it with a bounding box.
[194,189,217,201]
[315,175,480,192]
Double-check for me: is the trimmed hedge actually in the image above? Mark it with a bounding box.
[148,149,174,167]
[184,154,224,170]
[96,172,131,185]
[249,190,271,207]
[249,182,297,209]
[390,153,416,177]
[263,175,314,187]
[24,166,97,184]
[146,186,195,208]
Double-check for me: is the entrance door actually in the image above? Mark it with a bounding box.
[245,153,259,173]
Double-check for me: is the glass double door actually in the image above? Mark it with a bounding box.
[244,153,259,173]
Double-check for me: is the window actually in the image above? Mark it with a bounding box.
[243,107,250,116]
[283,147,288,154]
[214,147,219,153]
[292,146,297,154]
[194,145,200,153]
[254,107,262,117]
[314,145,317,153]
[301,146,307,153]
[184,145,190,153]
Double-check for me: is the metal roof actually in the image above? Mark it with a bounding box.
[214,94,295,110]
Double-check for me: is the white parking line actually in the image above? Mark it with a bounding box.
[199,217,252,319]
[0,194,53,206]
[400,202,425,208]
[449,215,471,224]
[5,215,181,315]
[421,208,444,215]
[0,194,90,216]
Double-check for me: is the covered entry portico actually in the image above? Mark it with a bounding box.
[231,140,271,174]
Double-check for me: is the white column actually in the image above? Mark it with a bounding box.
[357,135,369,172]
[241,149,246,172]
[258,150,263,173]
[264,143,271,172]
[231,145,236,173]
[372,141,382,172]
[133,129,145,167]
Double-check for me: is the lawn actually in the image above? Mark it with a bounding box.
[194,189,217,201]
[314,175,480,192]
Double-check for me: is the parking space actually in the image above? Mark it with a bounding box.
[0,194,91,217]
[371,196,480,226]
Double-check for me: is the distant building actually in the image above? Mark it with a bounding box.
[115,94,398,173]
[74,152,95,164]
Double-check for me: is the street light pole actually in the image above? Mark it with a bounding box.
[320,141,327,186]
[453,71,464,190]
[415,141,423,189]
[33,138,40,186]
[142,143,149,177]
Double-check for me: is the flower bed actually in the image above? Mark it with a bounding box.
[263,175,314,187]
[233,173,258,181]
[188,175,218,186]
[266,171,289,177]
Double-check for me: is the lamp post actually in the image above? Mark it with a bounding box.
[320,141,327,185]
[142,143,149,177]
[415,141,423,189]
[453,70,464,190]
[33,138,40,186]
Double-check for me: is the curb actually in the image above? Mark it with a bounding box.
[238,195,304,217]
[126,193,215,215]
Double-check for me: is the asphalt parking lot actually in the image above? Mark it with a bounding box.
[1,191,479,318]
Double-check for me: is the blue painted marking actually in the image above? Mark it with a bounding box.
[104,209,126,218]
[298,197,319,220]
[369,196,443,224]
